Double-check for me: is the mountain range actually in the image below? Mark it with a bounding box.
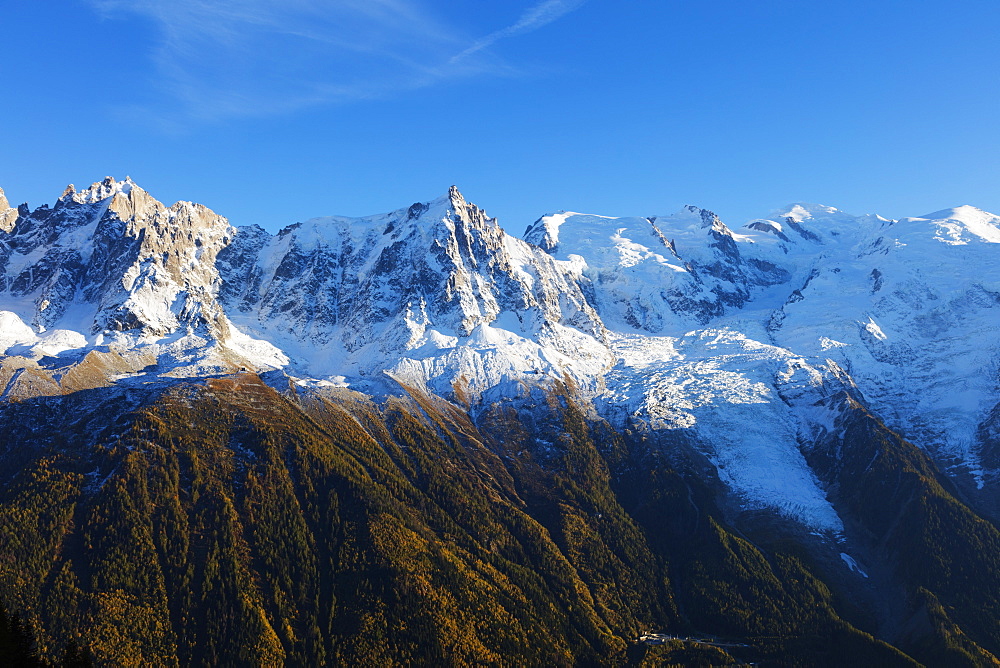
[1,177,999,666]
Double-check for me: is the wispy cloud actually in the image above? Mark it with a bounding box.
[87,0,586,125]
[90,0,461,123]
[451,0,587,64]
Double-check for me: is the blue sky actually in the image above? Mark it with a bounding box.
[3,1,1000,232]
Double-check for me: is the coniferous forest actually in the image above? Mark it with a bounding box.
[1,374,999,666]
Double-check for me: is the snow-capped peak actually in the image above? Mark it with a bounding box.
[523,211,588,252]
[679,204,728,230]
[907,206,1000,245]
[771,202,848,223]
[918,204,993,221]
[739,203,893,254]
[62,176,138,205]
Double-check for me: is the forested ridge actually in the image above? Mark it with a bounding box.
[0,374,997,666]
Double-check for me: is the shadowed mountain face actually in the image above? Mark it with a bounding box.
[1,179,999,665]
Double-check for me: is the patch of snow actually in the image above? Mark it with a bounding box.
[839,552,870,578]
[819,336,848,350]
[0,311,37,353]
[223,316,289,369]
[32,329,87,357]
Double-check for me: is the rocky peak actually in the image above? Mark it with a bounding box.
[64,176,134,204]
[0,187,16,233]
[677,204,728,232]
[367,189,592,339]
[521,214,558,252]
[214,188,607,395]
[0,177,237,346]
[64,177,171,228]
[87,184,235,339]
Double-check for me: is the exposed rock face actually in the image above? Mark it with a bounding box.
[0,177,233,339]
[0,187,16,233]
[0,177,256,387]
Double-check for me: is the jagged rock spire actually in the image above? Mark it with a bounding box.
[0,187,17,233]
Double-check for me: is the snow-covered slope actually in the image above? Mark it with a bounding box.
[523,205,790,331]
[217,186,611,399]
[1,178,998,534]
[763,204,1000,486]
